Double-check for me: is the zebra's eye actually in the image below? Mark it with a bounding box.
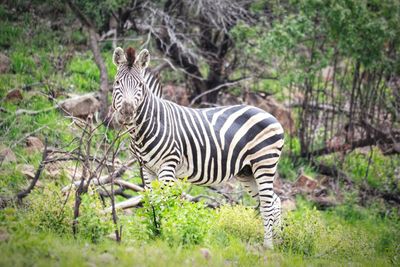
[115,81,120,86]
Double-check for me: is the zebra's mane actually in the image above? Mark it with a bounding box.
[143,69,162,98]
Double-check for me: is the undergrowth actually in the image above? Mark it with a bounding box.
[1,180,399,266]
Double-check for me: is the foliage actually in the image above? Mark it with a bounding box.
[343,147,400,190]
[136,181,213,246]
[25,184,73,236]
[76,189,113,243]
[278,198,400,264]
[208,205,263,245]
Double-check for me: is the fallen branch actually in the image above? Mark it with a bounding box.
[114,180,144,192]
[61,159,138,193]
[103,195,144,213]
[15,106,57,116]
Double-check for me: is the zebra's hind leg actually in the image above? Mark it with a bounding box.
[272,191,282,237]
[236,175,260,208]
[252,164,281,249]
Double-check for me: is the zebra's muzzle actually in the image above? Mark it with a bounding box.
[117,101,135,125]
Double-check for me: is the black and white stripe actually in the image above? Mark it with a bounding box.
[112,47,284,249]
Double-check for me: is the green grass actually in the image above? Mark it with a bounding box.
[0,185,398,267]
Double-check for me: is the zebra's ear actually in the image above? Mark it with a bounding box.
[135,49,150,70]
[113,47,127,66]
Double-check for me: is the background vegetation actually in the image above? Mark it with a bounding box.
[0,0,399,266]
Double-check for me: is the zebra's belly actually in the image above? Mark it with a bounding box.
[174,154,241,186]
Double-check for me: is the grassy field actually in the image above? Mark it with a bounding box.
[1,5,399,267]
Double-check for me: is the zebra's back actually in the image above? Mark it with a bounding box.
[172,103,284,185]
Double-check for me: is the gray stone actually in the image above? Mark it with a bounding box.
[60,94,100,118]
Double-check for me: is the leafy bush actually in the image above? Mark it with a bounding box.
[209,205,263,245]
[26,184,72,236]
[278,207,323,256]
[343,147,400,190]
[77,190,112,243]
[137,181,213,246]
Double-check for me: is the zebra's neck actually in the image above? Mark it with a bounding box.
[132,85,165,146]
[143,69,162,98]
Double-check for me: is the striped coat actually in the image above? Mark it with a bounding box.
[112,47,284,249]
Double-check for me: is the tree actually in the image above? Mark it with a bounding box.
[123,0,256,103]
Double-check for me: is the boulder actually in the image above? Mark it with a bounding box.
[162,84,190,106]
[294,173,318,193]
[5,89,23,102]
[0,52,10,74]
[281,198,296,212]
[0,146,16,163]
[245,92,295,135]
[60,94,100,118]
[19,164,36,179]
[26,136,44,152]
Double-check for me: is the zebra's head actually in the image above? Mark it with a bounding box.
[112,47,150,125]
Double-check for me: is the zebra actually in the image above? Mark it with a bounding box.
[111,47,284,249]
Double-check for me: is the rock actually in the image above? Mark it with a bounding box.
[245,92,295,135]
[162,84,190,106]
[44,162,63,179]
[5,89,23,102]
[19,164,36,179]
[0,53,10,74]
[0,146,16,163]
[26,136,44,152]
[294,174,318,193]
[60,94,100,118]
[199,248,211,260]
[35,180,44,188]
[281,198,296,212]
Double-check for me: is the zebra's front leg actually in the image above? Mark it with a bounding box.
[142,168,156,189]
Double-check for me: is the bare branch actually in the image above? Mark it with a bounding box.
[16,138,48,201]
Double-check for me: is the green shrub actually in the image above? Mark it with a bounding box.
[343,147,400,190]
[26,184,72,236]
[77,190,112,243]
[278,207,323,256]
[137,181,213,246]
[210,205,263,245]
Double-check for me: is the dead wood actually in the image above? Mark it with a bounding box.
[103,195,144,213]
